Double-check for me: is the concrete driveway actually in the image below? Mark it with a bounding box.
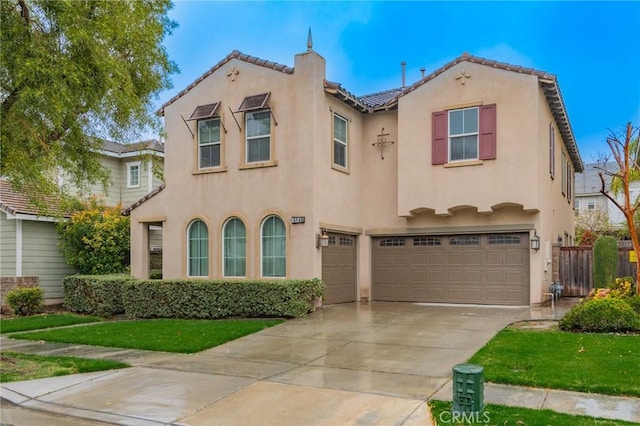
[1,302,548,425]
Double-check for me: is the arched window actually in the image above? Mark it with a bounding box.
[261,215,286,277]
[187,219,208,276]
[223,217,246,277]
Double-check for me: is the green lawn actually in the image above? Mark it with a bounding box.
[0,313,102,334]
[468,327,640,397]
[8,319,284,353]
[428,400,637,426]
[0,352,128,382]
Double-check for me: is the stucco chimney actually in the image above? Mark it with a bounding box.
[401,61,406,88]
[420,67,426,79]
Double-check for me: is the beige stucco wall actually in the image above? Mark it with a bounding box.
[130,49,579,305]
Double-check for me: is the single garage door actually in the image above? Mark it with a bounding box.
[322,233,357,304]
[372,233,529,305]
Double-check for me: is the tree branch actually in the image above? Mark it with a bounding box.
[17,0,30,25]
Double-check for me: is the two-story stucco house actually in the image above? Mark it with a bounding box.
[128,42,582,306]
[0,139,164,303]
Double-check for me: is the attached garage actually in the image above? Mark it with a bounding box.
[322,233,357,304]
[372,233,529,305]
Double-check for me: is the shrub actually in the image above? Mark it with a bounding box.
[149,269,163,279]
[57,197,130,275]
[123,279,325,319]
[64,275,134,317]
[626,295,640,315]
[592,236,618,288]
[608,276,636,297]
[5,287,44,316]
[559,297,640,333]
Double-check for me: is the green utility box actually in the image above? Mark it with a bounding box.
[452,363,484,414]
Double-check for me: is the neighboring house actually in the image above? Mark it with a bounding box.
[127,42,582,306]
[0,139,164,303]
[574,162,640,230]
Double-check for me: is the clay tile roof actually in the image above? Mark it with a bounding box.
[156,50,294,116]
[359,88,404,108]
[0,180,68,219]
[101,139,164,155]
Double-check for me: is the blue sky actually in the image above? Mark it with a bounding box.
[155,1,640,163]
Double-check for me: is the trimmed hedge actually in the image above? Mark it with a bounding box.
[63,275,134,317]
[122,279,325,319]
[559,297,640,333]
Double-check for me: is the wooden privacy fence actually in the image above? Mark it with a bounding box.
[559,246,637,296]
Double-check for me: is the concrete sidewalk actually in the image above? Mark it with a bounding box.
[1,302,639,425]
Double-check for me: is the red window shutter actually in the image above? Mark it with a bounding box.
[479,104,497,160]
[432,111,447,165]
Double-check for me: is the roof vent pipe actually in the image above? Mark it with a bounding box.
[420,67,426,79]
[401,61,406,88]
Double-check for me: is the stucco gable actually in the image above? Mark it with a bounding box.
[157,50,294,117]
[122,183,166,216]
[389,53,582,172]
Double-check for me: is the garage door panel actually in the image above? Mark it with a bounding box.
[504,252,525,265]
[427,253,446,266]
[466,270,483,281]
[372,233,529,305]
[465,252,483,265]
[393,254,409,265]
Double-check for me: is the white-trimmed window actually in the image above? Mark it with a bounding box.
[246,111,271,163]
[587,199,595,210]
[187,219,208,277]
[127,161,141,188]
[449,107,479,161]
[223,217,246,277]
[198,118,221,168]
[261,215,286,277]
[333,113,348,168]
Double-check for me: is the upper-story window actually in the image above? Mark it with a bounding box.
[449,107,478,161]
[549,123,555,179]
[236,93,275,167]
[188,102,224,172]
[127,161,141,188]
[198,119,221,168]
[333,113,348,169]
[561,152,567,196]
[432,104,496,165]
[246,110,271,163]
[587,199,595,210]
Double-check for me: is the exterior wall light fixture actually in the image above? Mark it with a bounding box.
[316,228,329,249]
[530,230,541,251]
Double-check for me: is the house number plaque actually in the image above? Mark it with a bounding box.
[291,216,306,224]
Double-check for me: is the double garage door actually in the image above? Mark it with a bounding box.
[372,233,530,305]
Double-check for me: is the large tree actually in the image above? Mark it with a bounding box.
[596,123,640,284]
[1,0,177,201]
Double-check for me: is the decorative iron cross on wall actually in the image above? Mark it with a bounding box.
[372,127,395,160]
